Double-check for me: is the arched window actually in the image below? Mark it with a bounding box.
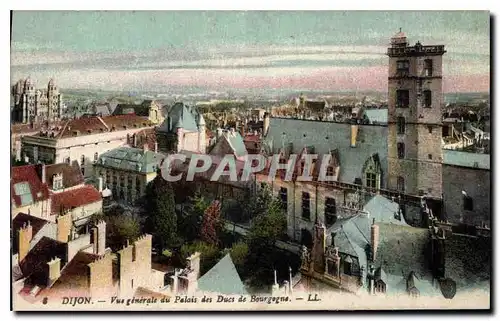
[94,152,98,162]
[81,155,85,165]
[363,155,382,190]
[397,176,405,192]
[397,116,406,134]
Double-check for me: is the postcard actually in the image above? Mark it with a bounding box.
[11,10,490,311]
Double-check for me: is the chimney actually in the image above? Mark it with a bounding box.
[263,112,270,136]
[47,257,61,285]
[350,123,359,148]
[171,269,181,295]
[216,128,223,139]
[371,219,379,262]
[133,134,138,147]
[98,177,103,192]
[187,252,201,280]
[36,163,47,184]
[154,141,158,153]
[143,143,149,152]
[271,269,280,296]
[18,222,33,263]
[96,220,106,255]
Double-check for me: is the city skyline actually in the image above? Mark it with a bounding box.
[11,11,490,93]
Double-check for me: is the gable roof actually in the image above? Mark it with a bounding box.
[51,185,102,215]
[220,130,248,158]
[265,118,388,185]
[197,253,248,295]
[11,165,50,207]
[19,236,68,287]
[12,213,53,255]
[157,102,199,133]
[45,163,84,190]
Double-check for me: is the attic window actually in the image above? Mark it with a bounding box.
[87,129,92,134]
[100,128,104,132]
[303,134,307,137]
[133,124,138,128]
[123,125,127,129]
[73,131,79,136]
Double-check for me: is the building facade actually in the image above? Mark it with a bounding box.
[12,78,64,124]
[93,146,165,204]
[20,115,155,179]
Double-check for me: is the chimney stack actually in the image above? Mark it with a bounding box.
[36,163,47,184]
[98,177,103,192]
[350,123,359,148]
[371,219,379,262]
[18,222,33,263]
[47,257,61,285]
[143,143,149,152]
[154,141,158,153]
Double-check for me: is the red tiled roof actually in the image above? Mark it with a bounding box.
[45,163,84,189]
[11,165,50,207]
[51,185,102,215]
[133,127,157,151]
[11,121,65,135]
[101,114,153,130]
[57,117,108,138]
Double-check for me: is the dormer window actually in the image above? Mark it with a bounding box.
[52,173,63,191]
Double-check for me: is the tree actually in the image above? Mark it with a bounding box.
[245,197,287,287]
[200,200,222,246]
[180,241,221,276]
[229,241,248,271]
[178,194,209,242]
[239,183,274,223]
[142,175,178,251]
[106,215,141,252]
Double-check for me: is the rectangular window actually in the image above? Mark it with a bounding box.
[396,90,410,108]
[463,196,473,211]
[302,192,311,220]
[279,187,288,211]
[397,117,406,134]
[423,90,432,108]
[428,125,433,134]
[397,60,410,73]
[366,173,377,188]
[397,143,405,159]
[325,197,337,226]
[424,59,433,77]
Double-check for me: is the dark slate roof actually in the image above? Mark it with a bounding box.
[264,118,388,185]
[19,237,68,287]
[98,146,165,174]
[364,109,388,124]
[374,224,430,278]
[443,150,490,170]
[12,213,51,254]
[220,130,248,158]
[94,104,114,117]
[197,253,248,295]
[113,103,149,116]
[157,102,199,133]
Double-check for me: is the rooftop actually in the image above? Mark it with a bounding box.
[97,146,166,174]
[443,150,490,170]
[51,185,102,215]
[11,165,50,207]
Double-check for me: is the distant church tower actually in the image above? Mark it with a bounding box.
[386,30,446,200]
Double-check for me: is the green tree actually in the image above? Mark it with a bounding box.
[180,241,221,276]
[178,194,209,242]
[200,200,222,246]
[142,175,178,251]
[229,241,248,271]
[245,197,287,287]
[240,183,274,223]
[106,215,141,252]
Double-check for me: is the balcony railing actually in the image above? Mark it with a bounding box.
[387,45,446,57]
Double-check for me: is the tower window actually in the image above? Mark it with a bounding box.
[424,59,433,77]
[396,90,410,108]
[397,143,405,159]
[428,125,433,134]
[302,192,311,220]
[279,187,288,211]
[428,154,432,160]
[94,152,98,162]
[397,116,406,134]
[423,90,432,108]
[81,155,85,166]
[325,197,337,226]
[463,196,473,211]
[397,176,405,192]
[397,60,410,73]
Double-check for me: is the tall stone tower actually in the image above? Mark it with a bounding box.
[386,30,446,200]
